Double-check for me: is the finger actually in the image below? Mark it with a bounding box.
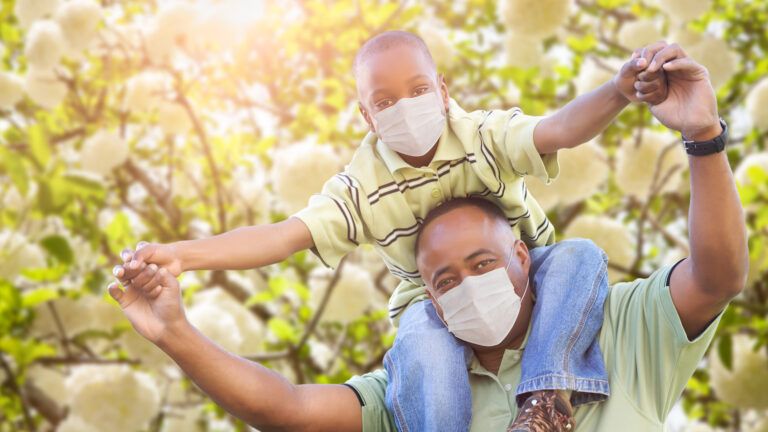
[639,41,668,66]
[112,265,125,279]
[634,80,660,93]
[648,43,685,73]
[129,243,156,270]
[130,263,158,292]
[143,267,174,299]
[619,57,648,78]
[636,90,662,103]
[121,248,134,262]
[637,69,663,82]
[661,57,702,73]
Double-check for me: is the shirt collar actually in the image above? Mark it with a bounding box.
[371,99,469,174]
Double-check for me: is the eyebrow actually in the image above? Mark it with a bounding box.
[430,249,496,286]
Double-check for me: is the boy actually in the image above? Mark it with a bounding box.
[117,31,668,431]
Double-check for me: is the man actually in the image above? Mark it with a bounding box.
[109,43,747,431]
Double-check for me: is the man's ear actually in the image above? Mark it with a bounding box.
[438,74,450,112]
[358,102,375,133]
[512,239,531,275]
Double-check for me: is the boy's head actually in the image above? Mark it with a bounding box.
[354,31,450,141]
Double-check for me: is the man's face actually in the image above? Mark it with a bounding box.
[356,44,450,133]
[415,206,533,350]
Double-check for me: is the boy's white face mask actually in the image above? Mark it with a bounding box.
[372,91,446,157]
[435,248,529,347]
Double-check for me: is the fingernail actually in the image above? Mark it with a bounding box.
[112,266,121,277]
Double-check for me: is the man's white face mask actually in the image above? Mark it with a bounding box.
[436,248,530,347]
[372,90,446,157]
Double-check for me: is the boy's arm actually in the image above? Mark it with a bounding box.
[119,217,313,278]
[108,264,362,432]
[533,42,669,155]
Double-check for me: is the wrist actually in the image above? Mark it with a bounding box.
[156,318,194,353]
[173,241,191,272]
[610,77,632,105]
[683,120,722,142]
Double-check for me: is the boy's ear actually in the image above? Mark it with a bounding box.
[358,102,375,132]
[438,74,450,111]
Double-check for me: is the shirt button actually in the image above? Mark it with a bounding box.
[505,384,513,392]
[431,189,441,198]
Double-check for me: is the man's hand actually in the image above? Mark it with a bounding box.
[644,43,721,140]
[117,241,184,283]
[614,42,669,105]
[108,263,186,344]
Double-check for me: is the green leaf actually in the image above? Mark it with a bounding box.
[0,147,29,196]
[40,235,74,265]
[267,317,299,343]
[21,288,59,308]
[28,124,51,168]
[717,334,733,370]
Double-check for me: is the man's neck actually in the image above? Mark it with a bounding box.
[473,330,528,375]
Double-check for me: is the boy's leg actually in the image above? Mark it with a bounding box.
[516,238,611,407]
[384,300,473,432]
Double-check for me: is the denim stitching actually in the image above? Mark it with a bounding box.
[384,352,411,432]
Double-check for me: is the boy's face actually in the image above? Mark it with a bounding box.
[356,44,450,133]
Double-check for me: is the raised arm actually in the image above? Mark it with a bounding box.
[108,264,361,432]
[118,217,314,279]
[533,43,668,154]
[645,44,749,338]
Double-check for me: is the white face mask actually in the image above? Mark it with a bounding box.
[372,91,446,157]
[435,248,529,347]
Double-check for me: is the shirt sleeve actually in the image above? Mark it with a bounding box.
[292,174,367,269]
[345,370,397,432]
[605,264,723,422]
[483,108,559,184]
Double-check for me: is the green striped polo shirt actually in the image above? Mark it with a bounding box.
[294,98,558,325]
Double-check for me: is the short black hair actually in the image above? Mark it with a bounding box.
[353,30,436,77]
[414,197,510,258]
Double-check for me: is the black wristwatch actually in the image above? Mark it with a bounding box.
[683,119,728,156]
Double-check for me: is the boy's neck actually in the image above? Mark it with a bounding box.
[398,141,439,168]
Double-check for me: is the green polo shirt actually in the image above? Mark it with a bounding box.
[345,264,723,431]
[294,99,558,325]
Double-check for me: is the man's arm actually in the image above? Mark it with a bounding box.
[533,43,669,154]
[645,44,749,338]
[108,264,362,432]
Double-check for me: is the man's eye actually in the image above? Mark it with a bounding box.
[437,278,454,290]
[413,87,429,96]
[475,259,495,270]
[375,100,393,109]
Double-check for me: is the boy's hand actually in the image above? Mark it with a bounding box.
[117,241,184,282]
[614,42,669,105]
[108,263,186,344]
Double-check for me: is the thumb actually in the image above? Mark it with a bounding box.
[621,57,648,77]
[130,243,156,269]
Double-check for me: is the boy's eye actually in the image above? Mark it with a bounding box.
[375,99,394,110]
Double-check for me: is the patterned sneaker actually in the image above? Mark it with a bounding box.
[507,390,575,432]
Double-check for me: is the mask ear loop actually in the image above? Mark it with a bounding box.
[504,245,530,300]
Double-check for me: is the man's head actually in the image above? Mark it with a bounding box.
[354,31,450,134]
[415,198,534,351]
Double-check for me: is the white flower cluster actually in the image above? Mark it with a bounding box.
[271,143,342,214]
[57,416,99,432]
[499,0,572,39]
[192,287,265,353]
[525,140,609,211]
[419,23,456,70]
[231,162,272,225]
[121,329,171,370]
[564,215,634,282]
[24,19,65,70]
[161,406,202,432]
[681,422,719,432]
[31,294,125,338]
[0,72,25,110]
[574,59,616,95]
[187,302,243,352]
[709,335,768,410]
[617,20,663,49]
[123,71,171,113]
[746,79,768,132]
[157,101,192,135]
[55,0,102,54]
[652,0,711,22]
[504,33,545,69]
[79,130,129,176]
[615,130,688,200]
[14,0,60,28]
[685,35,739,89]
[24,68,68,108]
[0,230,46,280]
[309,262,376,323]
[735,152,768,189]
[66,365,161,431]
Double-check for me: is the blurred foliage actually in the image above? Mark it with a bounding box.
[0,0,766,431]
